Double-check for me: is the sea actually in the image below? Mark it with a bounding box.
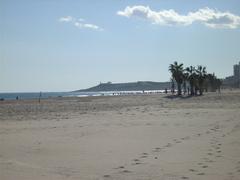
[0,90,165,100]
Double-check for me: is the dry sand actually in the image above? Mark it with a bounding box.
[1,90,240,180]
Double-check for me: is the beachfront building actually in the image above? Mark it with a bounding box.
[233,62,240,87]
[223,62,240,88]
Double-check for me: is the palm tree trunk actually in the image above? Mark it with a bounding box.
[177,83,182,96]
[199,88,203,95]
[199,83,203,95]
[183,81,186,95]
[190,84,194,96]
[195,87,198,95]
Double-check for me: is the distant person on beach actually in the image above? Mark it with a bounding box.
[16,96,19,100]
[165,88,168,94]
[39,92,42,103]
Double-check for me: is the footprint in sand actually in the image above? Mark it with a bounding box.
[182,136,190,140]
[133,159,140,162]
[121,170,131,173]
[202,165,208,168]
[132,159,142,165]
[189,169,197,172]
[153,147,162,152]
[140,153,148,158]
[114,166,125,170]
[197,172,205,175]
[181,176,189,179]
[173,139,182,143]
[165,143,172,148]
[103,174,111,178]
[205,159,214,163]
[132,162,142,165]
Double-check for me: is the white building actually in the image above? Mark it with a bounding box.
[223,62,240,88]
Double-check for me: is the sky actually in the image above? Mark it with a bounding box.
[1,0,240,92]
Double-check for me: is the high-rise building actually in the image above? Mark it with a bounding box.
[223,62,240,88]
[233,62,240,87]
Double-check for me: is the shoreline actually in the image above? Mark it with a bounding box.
[1,87,239,101]
[0,90,167,101]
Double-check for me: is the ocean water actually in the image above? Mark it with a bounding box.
[0,90,165,100]
[0,92,101,100]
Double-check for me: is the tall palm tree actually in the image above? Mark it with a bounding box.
[206,73,222,92]
[206,73,215,92]
[196,65,207,95]
[169,61,184,96]
[182,72,189,95]
[186,66,196,95]
[216,78,222,93]
[204,73,213,92]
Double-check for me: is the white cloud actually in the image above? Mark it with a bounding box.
[74,22,82,28]
[59,16,73,22]
[117,6,240,29]
[78,18,85,22]
[58,16,103,31]
[83,24,100,30]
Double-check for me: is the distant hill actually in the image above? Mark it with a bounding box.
[76,81,172,92]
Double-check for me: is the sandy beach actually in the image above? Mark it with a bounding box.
[1,90,240,180]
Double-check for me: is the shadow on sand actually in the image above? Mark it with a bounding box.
[164,95,201,100]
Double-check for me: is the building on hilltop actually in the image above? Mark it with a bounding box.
[223,62,240,88]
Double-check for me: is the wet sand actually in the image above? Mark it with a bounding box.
[1,90,240,180]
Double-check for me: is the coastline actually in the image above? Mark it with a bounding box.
[0,90,166,101]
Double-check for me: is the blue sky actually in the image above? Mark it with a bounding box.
[1,0,240,92]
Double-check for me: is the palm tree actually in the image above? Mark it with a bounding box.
[206,73,222,92]
[182,72,189,95]
[196,65,207,95]
[169,61,184,96]
[216,78,222,93]
[204,73,213,92]
[186,66,197,96]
